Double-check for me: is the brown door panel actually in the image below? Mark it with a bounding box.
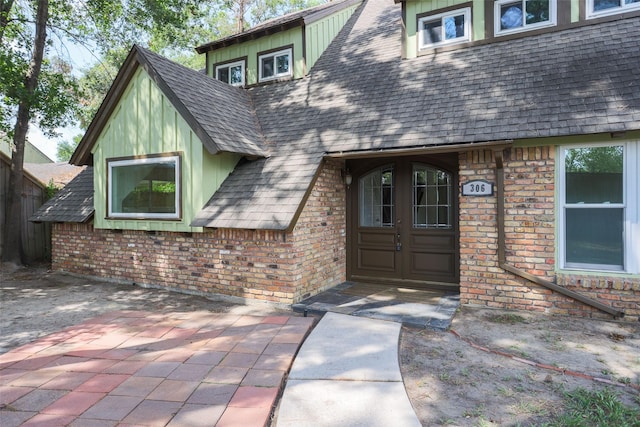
[409,232,456,249]
[357,248,397,272]
[357,231,396,245]
[408,251,457,282]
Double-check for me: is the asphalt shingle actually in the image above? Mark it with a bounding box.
[138,47,267,157]
[30,168,94,223]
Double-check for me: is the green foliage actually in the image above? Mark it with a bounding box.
[0,1,79,138]
[44,179,60,200]
[547,388,640,427]
[250,0,325,25]
[56,134,81,161]
[76,49,126,129]
[486,313,527,324]
[565,146,623,173]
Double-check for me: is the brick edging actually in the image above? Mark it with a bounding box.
[449,329,640,392]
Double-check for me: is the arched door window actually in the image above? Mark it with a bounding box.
[359,165,394,227]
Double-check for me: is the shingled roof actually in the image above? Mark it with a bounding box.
[192,0,640,229]
[70,45,267,166]
[39,0,640,229]
[30,168,94,223]
[264,0,640,155]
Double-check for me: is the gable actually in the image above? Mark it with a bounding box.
[91,66,240,232]
[71,45,266,167]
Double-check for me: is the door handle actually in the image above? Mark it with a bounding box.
[396,233,402,251]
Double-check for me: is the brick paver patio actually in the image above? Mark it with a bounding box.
[0,310,314,426]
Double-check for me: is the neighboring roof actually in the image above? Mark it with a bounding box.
[30,168,94,223]
[70,45,267,166]
[195,0,361,53]
[24,162,85,188]
[1,135,53,164]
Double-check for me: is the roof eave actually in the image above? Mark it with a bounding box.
[324,140,515,159]
[195,0,362,54]
[303,0,362,24]
[196,18,304,54]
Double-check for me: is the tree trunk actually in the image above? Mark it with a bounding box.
[237,0,245,33]
[2,0,48,264]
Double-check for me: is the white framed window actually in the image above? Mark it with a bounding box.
[107,154,181,220]
[558,142,639,274]
[418,7,471,49]
[215,60,245,87]
[587,0,640,19]
[258,48,292,82]
[494,0,556,36]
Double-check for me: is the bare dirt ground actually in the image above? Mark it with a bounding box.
[2,264,639,426]
[401,309,640,426]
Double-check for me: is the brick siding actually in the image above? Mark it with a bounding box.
[459,147,639,321]
[51,146,639,320]
[51,160,346,305]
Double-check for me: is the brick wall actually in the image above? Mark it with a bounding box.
[291,158,347,301]
[51,160,346,305]
[459,147,639,321]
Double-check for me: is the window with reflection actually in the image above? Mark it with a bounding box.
[258,48,292,82]
[359,166,394,227]
[108,154,181,219]
[562,145,624,270]
[413,165,452,228]
[588,0,640,18]
[418,7,471,49]
[495,0,556,36]
[215,60,245,87]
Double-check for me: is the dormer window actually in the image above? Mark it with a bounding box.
[258,48,292,82]
[215,60,245,87]
[588,0,640,18]
[494,0,556,36]
[418,8,471,50]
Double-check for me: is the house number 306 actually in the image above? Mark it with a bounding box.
[462,180,493,196]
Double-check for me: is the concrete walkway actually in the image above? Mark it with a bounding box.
[0,310,314,427]
[293,282,459,330]
[276,312,421,427]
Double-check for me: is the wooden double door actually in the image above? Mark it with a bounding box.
[348,156,459,289]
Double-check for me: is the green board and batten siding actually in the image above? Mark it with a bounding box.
[405,0,484,58]
[207,28,304,85]
[92,67,239,232]
[404,0,583,59]
[206,4,359,84]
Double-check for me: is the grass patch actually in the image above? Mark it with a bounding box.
[547,388,640,427]
[486,313,527,324]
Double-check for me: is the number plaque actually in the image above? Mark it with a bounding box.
[462,180,493,196]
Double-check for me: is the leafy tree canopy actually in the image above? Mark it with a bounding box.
[71,0,327,142]
[565,146,623,174]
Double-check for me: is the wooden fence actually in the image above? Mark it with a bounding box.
[0,155,51,262]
